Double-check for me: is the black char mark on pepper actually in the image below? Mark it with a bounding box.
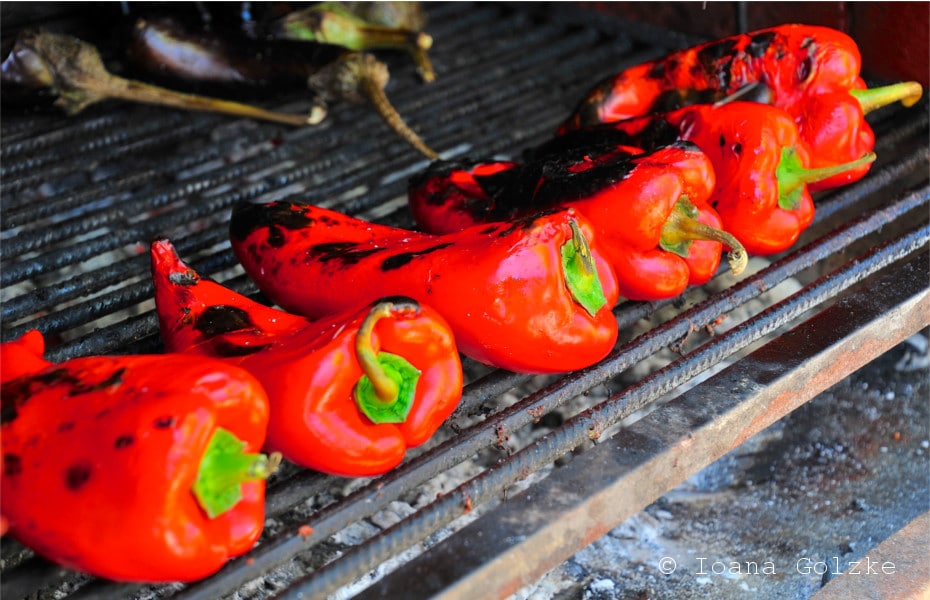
[64,463,92,491]
[381,243,454,271]
[747,32,777,58]
[194,305,254,337]
[4,453,22,476]
[230,201,314,242]
[308,242,386,266]
[68,368,126,396]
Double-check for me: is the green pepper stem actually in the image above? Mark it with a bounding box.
[356,302,404,402]
[193,428,281,519]
[353,300,422,425]
[561,219,608,317]
[662,197,748,276]
[850,82,924,114]
[777,147,876,209]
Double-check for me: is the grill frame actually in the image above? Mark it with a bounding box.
[1,3,928,599]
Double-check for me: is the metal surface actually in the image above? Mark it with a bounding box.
[1,3,929,600]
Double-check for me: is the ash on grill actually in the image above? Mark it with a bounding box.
[2,3,928,600]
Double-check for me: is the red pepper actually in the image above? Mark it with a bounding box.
[228,201,620,373]
[559,24,923,188]
[0,331,276,582]
[408,137,747,301]
[150,239,463,477]
[559,102,875,254]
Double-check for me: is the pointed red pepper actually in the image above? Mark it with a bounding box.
[150,239,463,477]
[228,201,620,373]
[559,24,922,188]
[408,138,746,301]
[1,331,275,582]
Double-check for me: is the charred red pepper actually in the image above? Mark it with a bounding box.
[559,24,922,188]
[228,200,620,373]
[559,102,875,254]
[408,137,747,301]
[150,239,463,477]
[0,331,276,582]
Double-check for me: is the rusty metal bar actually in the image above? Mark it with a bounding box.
[355,245,930,600]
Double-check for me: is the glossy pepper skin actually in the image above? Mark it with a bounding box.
[559,24,922,189]
[408,137,746,301]
[564,102,875,254]
[150,239,463,477]
[0,331,275,582]
[229,200,620,374]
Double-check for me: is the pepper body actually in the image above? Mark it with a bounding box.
[229,201,620,373]
[150,239,463,477]
[565,102,873,254]
[1,332,272,582]
[408,138,745,301]
[558,24,921,188]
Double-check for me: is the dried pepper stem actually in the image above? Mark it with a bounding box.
[851,82,924,114]
[662,197,748,275]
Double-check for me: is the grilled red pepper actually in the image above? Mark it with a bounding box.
[408,137,747,301]
[559,24,923,188]
[0,331,276,582]
[228,201,620,373]
[150,239,463,477]
[559,102,875,254]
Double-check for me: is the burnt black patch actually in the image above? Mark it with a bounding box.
[797,56,813,83]
[732,142,743,156]
[230,200,313,241]
[57,421,76,432]
[4,453,22,476]
[308,242,384,266]
[69,368,125,396]
[153,415,176,429]
[114,435,135,449]
[1,395,20,426]
[697,39,738,71]
[194,305,254,337]
[747,32,777,58]
[168,270,199,286]
[648,87,721,114]
[648,60,666,79]
[65,463,92,491]
[381,243,454,271]
[719,134,726,147]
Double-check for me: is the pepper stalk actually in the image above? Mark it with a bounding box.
[850,81,924,114]
[561,219,609,317]
[776,147,877,209]
[354,301,423,424]
[193,428,281,519]
[661,197,748,276]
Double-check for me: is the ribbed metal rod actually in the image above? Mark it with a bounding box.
[276,223,929,600]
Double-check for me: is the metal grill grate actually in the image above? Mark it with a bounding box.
[1,3,928,599]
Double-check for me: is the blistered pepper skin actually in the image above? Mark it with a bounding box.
[561,24,865,129]
[558,24,921,189]
[228,201,620,374]
[0,335,271,582]
[151,239,464,476]
[408,139,741,301]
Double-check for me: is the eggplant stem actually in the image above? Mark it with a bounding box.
[356,54,439,159]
